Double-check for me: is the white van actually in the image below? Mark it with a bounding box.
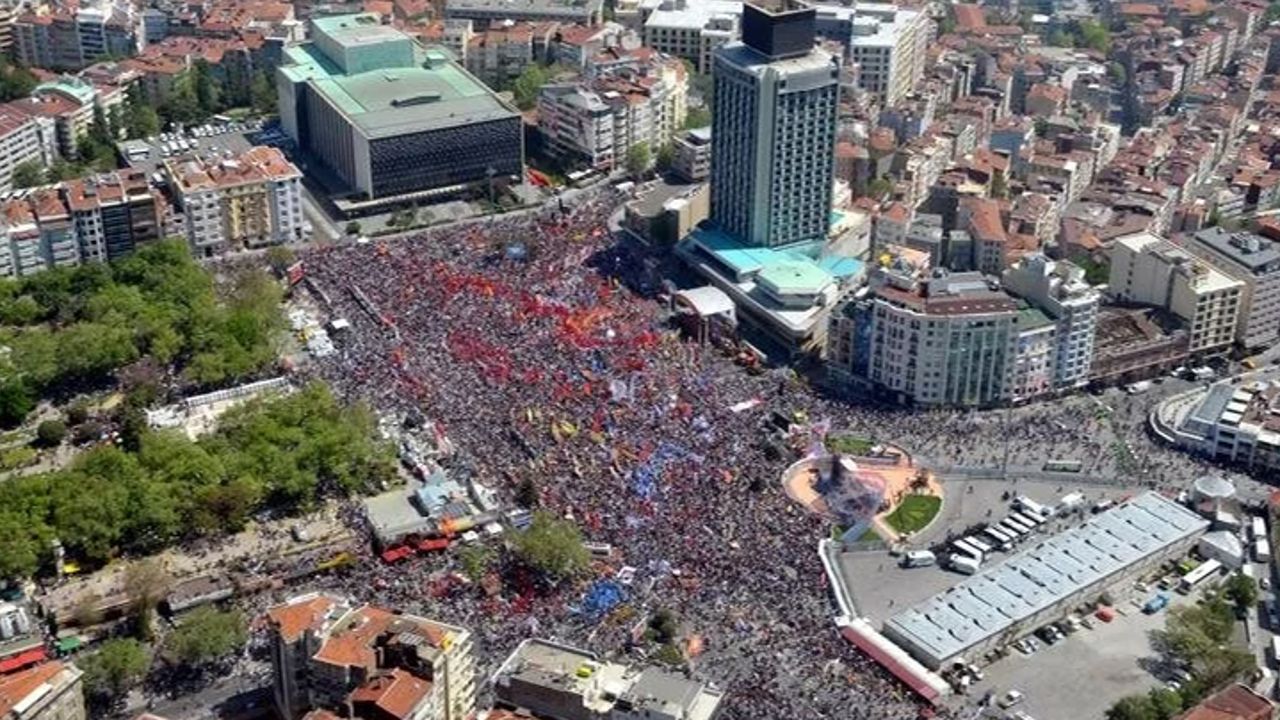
[902,550,936,568]
[950,554,981,574]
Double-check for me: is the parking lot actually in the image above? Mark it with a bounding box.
[839,477,1138,624]
[116,119,269,175]
[971,593,1188,720]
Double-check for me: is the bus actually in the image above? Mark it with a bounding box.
[997,520,1028,540]
[1012,511,1045,528]
[1252,516,1267,540]
[1043,460,1083,473]
[952,539,985,561]
[1271,636,1280,668]
[965,536,994,555]
[1003,515,1034,534]
[984,526,1015,548]
[1179,559,1223,594]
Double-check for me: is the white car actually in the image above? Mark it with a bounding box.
[998,689,1025,709]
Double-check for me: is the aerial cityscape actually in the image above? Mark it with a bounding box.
[2,0,1280,719]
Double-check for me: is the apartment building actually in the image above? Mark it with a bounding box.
[463,22,536,89]
[1180,228,1280,350]
[841,3,929,106]
[266,593,475,720]
[0,170,165,278]
[14,2,143,71]
[537,54,687,171]
[62,170,164,262]
[1003,254,1101,391]
[4,77,126,160]
[1110,231,1243,354]
[164,146,304,256]
[0,661,86,720]
[671,126,711,182]
[0,108,56,194]
[492,638,725,720]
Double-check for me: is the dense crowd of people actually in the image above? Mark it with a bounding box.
[276,187,1252,719]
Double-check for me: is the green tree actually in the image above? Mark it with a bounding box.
[990,173,1009,199]
[1147,688,1184,720]
[81,638,149,698]
[515,477,538,508]
[123,558,171,640]
[164,607,247,665]
[655,143,675,172]
[1106,695,1156,720]
[251,71,276,116]
[1107,61,1128,86]
[683,107,711,129]
[1048,28,1075,47]
[511,64,552,110]
[35,419,66,447]
[510,511,589,581]
[125,102,161,140]
[1225,572,1258,615]
[457,544,495,582]
[626,141,651,178]
[1078,20,1111,53]
[345,221,362,236]
[0,378,35,427]
[11,160,44,189]
[866,177,893,199]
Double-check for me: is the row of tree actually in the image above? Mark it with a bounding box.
[0,241,283,427]
[0,383,396,578]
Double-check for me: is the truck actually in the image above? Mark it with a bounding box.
[901,550,937,568]
[950,554,981,575]
[1058,492,1086,513]
[1014,495,1052,519]
[1143,593,1170,614]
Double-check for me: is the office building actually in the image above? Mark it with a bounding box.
[642,0,740,73]
[444,0,604,28]
[1003,254,1101,391]
[278,14,523,208]
[267,593,475,720]
[0,661,86,720]
[1110,232,1243,354]
[884,492,1207,670]
[165,146,304,257]
[492,638,725,720]
[828,261,1022,407]
[1180,228,1280,350]
[711,0,839,249]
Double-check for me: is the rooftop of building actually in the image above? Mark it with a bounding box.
[1189,227,1280,273]
[715,37,837,74]
[643,0,740,29]
[0,661,77,717]
[282,14,517,140]
[884,492,1208,664]
[1176,683,1275,720]
[446,0,603,14]
[165,145,300,193]
[1118,231,1243,294]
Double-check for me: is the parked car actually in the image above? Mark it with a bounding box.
[998,689,1026,709]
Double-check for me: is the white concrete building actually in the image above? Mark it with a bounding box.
[641,0,739,73]
[0,106,55,194]
[1110,232,1243,354]
[1003,254,1102,390]
[1181,228,1280,351]
[840,3,929,106]
[165,146,304,257]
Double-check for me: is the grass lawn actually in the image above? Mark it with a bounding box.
[826,434,874,456]
[884,495,941,534]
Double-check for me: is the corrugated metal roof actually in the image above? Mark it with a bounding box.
[884,492,1208,665]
